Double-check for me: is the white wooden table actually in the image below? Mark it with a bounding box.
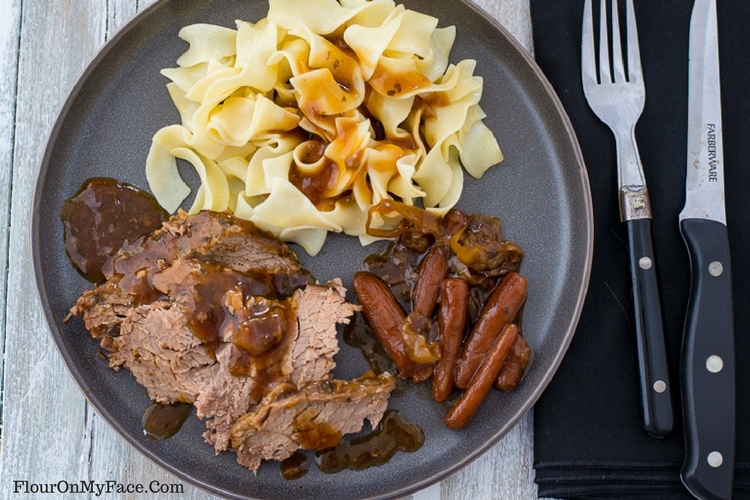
[0,1,540,498]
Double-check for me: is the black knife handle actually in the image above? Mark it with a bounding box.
[626,218,674,438]
[679,218,735,500]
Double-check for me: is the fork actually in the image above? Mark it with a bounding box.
[581,0,673,438]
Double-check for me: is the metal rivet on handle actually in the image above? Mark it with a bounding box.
[639,256,652,269]
[708,261,724,277]
[707,451,724,468]
[653,380,667,393]
[706,355,724,373]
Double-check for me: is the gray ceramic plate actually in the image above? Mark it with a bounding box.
[32,0,593,498]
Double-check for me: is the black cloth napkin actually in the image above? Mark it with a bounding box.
[530,1,750,498]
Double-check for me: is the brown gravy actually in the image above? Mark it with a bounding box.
[60,177,168,284]
[277,409,423,479]
[316,410,424,473]
[279,452,310,480]
[142,402,193,441]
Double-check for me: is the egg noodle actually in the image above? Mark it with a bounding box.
[146,0,503,255]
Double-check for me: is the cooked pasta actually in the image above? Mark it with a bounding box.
[146,0,503,255]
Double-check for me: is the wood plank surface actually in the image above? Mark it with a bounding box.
[0,1,540,499]
[2,0,104,493]
[0,0,23,428]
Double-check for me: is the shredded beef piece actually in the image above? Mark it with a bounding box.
[68,210,393,471]
[108,304,218,403]
[69,210,308,341]
[195,280,359,453]
[230,372,395,472]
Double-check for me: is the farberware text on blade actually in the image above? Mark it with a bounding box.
[680,0,736,498]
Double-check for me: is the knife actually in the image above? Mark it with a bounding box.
[679,0,735,498]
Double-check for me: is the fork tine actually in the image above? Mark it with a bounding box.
[581,0,597,86]
[598,0,611,84]
[611,0,626,83]
[625,0,643,83]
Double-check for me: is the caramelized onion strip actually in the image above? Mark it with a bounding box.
[365,200,442,238]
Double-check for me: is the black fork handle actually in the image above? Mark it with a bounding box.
[626,218,674,438]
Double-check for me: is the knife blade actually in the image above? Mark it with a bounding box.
[679,0,735,498]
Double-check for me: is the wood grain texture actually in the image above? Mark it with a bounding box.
[2,0,105,494]
[0,0,22,427]
[0,1,540,499]
[473,0,535,57]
